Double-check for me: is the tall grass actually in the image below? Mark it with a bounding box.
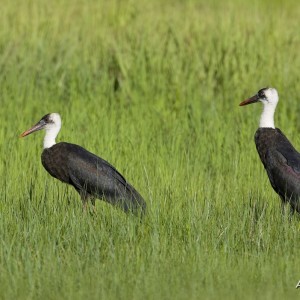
[1,0,300,299]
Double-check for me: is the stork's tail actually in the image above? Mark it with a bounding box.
[121,184,147,217]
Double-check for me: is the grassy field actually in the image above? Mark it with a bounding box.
[1,0,300,299]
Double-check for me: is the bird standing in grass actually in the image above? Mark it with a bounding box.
[20,113,146,215]
[240,87,300,213]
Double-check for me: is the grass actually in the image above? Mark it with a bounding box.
[1,0,300,299]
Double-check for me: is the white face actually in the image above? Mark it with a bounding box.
[45,113,61,130]
[259,87,279,105]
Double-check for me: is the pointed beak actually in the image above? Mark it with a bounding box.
[239,94,260,106]
[20,120,46,137]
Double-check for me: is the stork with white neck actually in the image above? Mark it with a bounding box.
[240,87,300,213]
[20,113,146,216]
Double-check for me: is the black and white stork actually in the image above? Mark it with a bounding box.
[240,87,300,213]
[20,113,146,215]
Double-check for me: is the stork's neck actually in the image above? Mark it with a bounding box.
[259,102,276,128]
[43,126,60,149]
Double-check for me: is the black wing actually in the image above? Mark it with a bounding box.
[275,141,300,174]
[261,131,300,209]
[42,142,146,213]
[254,128,300,211]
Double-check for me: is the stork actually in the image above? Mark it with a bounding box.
[20,113,146,215]
[240,87,300,213]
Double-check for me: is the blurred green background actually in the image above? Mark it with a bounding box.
[1,0,300,299]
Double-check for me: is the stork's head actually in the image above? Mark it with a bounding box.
[20,113,61,137]
[239,87,279,107]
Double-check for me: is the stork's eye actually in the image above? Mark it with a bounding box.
[43,114,55,124]
[258,91,266,99]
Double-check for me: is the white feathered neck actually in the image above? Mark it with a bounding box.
[43,113,61,149]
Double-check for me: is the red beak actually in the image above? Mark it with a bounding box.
[20,120,46,137]
[239,94,260,106]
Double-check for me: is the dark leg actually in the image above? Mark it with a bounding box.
[79,190,91,212]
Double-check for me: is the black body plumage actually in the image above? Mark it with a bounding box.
[255,128,300,212]
[41,142,146,214]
